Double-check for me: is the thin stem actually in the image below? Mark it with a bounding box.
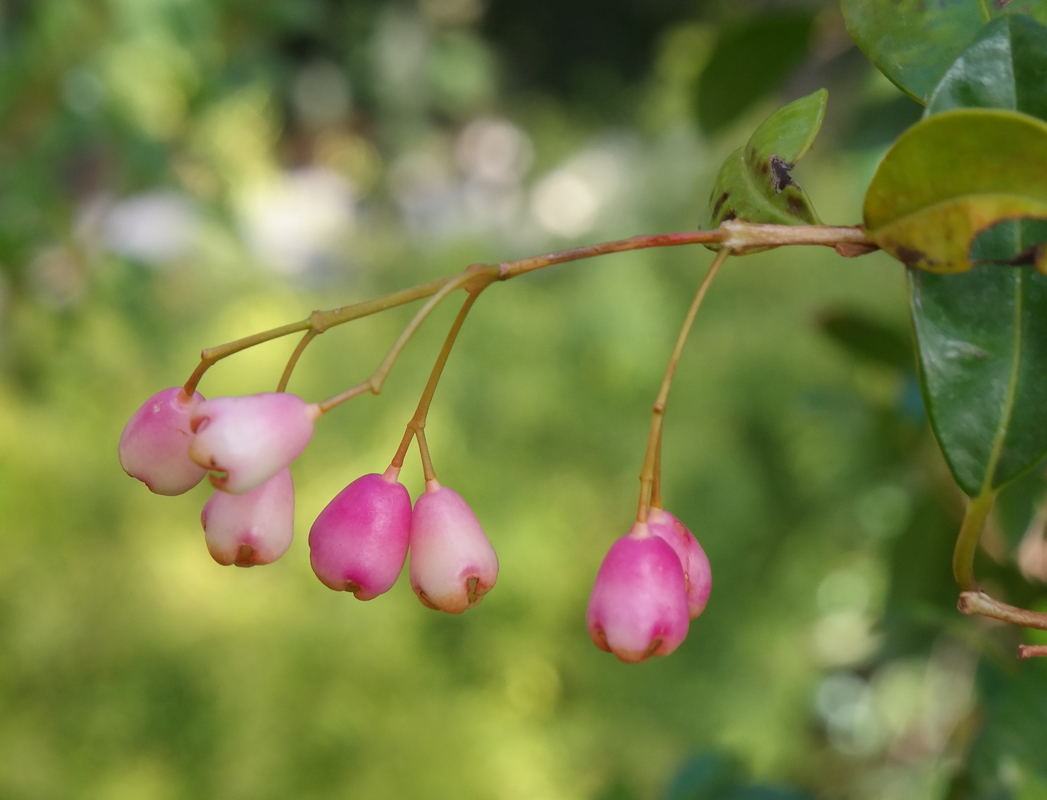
[636,248,729,523]
[1019,645,1047,659]
[958,591,1047,631]
[953,490,996,591]
[390,291,483,471]
[316,269,486,414]
[499,230,720,279]
[415,428,436,482]
[651,437,663,511]
[277,329,319,392]
[182,221,874,395]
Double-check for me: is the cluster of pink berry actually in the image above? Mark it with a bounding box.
[118,387,497,613]
[119,385,711,662]
[587,512,711,663]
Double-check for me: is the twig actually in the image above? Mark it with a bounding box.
[182,221,876,395]
[957,590,1047,631]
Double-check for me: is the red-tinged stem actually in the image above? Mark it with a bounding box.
[182,222,873,396]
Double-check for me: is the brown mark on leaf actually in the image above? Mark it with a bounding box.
[786,194,807,216]
[721,211,737,222]
[711,191,729,219]
[769,154,794,194]
[994,0,1012,8]
[750,149,769,175]
[895,244,936,268]
[973,245,1042,267]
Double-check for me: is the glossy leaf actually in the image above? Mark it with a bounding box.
[902,19,1047,499]
[927,14,1047,267]
[841,0,1047,103]
[926,14,1047,119]
[696,13,815,135]
[909,266,1047,495]
[704,89,825,232]
[863,109,1047,273]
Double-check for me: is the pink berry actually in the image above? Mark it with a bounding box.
[119,387,208,495]
[201,467,295,566]
[188,392,319,494]
[586,522,689,663]
[409,481,498,614]
[647,508,712,619]
[309,470,412,600]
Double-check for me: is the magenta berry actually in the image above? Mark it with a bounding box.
[119,387,208,496]
[188,392,319,494]
[647,508,711,619]
[409,480,499,614]
[308,469,412,600]
[201,467,295,566]
[586,522,689,663]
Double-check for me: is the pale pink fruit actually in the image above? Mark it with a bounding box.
[586,522,689,663]
[119,387,208,495]
[201,467,294,566]
[309,469,412,600]
[188,393,319,494]
[648,508,712,618]
[409,481,498,614]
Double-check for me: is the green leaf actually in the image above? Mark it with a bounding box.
[704,89,825,232]
[696,13,816,135]
[927,14,1047,266]
[900,18,1047,499]
[926,14,1047,120]
[909,266,1047,495]
[841,0,1047,103]
[863,108,1047,273]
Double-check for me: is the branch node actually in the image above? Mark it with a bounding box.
[309,310,330,334]
[1018,644,1047,659]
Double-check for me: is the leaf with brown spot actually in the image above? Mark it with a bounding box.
[864,109,1047,273]
[703,90,826,241]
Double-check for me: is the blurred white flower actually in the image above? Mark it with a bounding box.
[530,149,624,238]
[238,168,356,277]
[816,672,882,756]
[456,118,533,187]
[100,191,199,265]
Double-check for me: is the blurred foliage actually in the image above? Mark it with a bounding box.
[2,1,1047,800]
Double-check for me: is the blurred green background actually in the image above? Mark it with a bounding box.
[3,1,1047,798]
